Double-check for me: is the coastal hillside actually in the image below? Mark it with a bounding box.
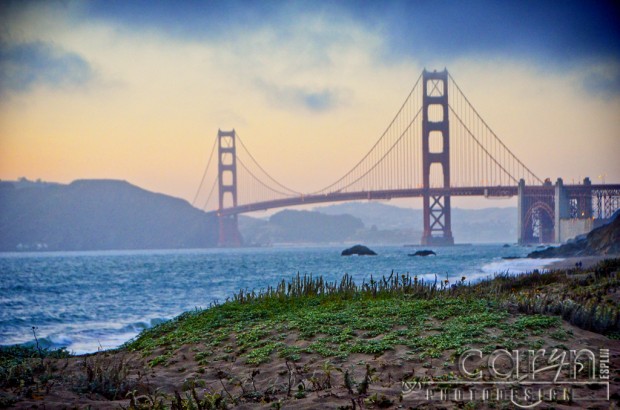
[240,203,519,246]
[529,216,620,258]
[0,179,218,251]
[315,202,517,243]
[240,209,366,245]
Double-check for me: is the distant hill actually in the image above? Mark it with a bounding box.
[240,210,364,245]
[314,202,517,243]
[238,202,517,245]
[0,179,218,251]
[314,202,421,230]
[451,207,517,243]
[2,177,62,190]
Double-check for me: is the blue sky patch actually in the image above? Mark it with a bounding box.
[255,79,342,113]
[0,41,93,93]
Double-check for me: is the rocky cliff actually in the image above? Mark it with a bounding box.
[528,216,620,258]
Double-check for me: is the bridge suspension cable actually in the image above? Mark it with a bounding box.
[195,69,545,214]
[313,72,424,195]
[447,73,542,186]
[191,136,217,207]
[228,131,303,207]
[201,176,218,211]
[236,156,298,200]
[235,132,302,196]
[322,108,423,193]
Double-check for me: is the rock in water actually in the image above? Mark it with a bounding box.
[409,250,436,257]
[341,244,377,256]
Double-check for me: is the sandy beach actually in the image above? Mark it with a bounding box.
[545,254,620,270]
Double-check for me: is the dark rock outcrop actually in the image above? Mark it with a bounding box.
[528,217,620,258]
[408,250,436,257]
[341,244,377,256]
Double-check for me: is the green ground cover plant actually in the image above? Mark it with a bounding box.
[2,259,618,409]
[125,259,620,368]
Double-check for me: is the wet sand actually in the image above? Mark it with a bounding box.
[545,254,620,270]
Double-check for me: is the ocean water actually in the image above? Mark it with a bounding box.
[0,245,560,354]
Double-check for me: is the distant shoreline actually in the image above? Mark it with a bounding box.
[544,254,620,270]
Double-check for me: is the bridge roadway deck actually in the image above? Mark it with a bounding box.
[209,184,620,217]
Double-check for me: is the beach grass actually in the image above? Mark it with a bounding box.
[2,259,619,408]
[126,259,620,368]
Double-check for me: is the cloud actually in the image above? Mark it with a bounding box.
[301,90,337,112]
[0,1,618,201]
[0,41,93,94]
[580,63,620,99]
[66,1,620,68]
[255,80,345,113]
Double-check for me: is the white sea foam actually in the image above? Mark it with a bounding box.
[0,245,563,354]
[1,317,171,355]
[66,331,142,355]
[481,258,564,276]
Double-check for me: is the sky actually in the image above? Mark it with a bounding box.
[1,0,619,211]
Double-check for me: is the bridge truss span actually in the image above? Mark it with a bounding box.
[210,186,522,217]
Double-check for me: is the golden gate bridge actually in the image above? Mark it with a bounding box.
[192,69,620,247]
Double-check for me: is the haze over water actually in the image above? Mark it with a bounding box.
[0,245,559,354]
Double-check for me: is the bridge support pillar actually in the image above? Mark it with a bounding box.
[218,214,241,247]
[518,179,555,244]
[217,129,242,247]
[581,177,593,218]
[421,69,454,245]
[555,177,596,243]
[517,179,526,245]
[554,178,569,243]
